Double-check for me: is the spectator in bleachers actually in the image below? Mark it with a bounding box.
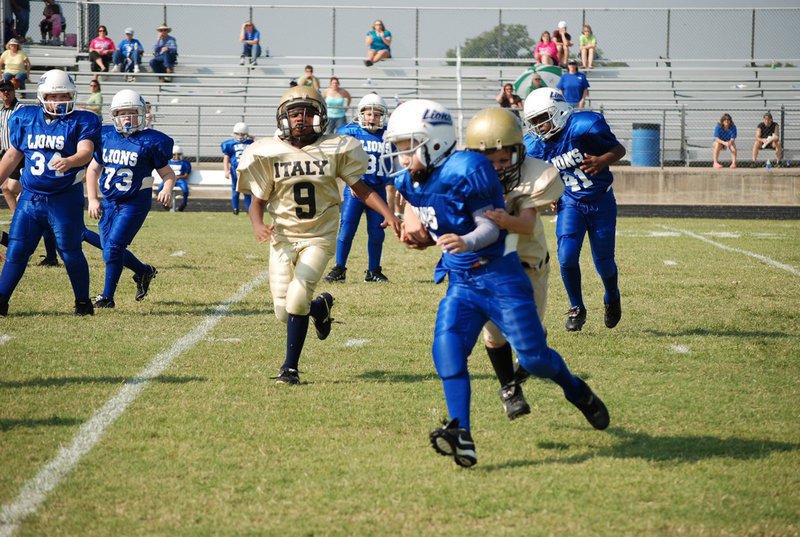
[496,83,522,112]
[297,65,320,90]
[150,24,178,82]
[10,0,30,43]
[529,73,545,92]
[533,31,558,66]
[145,101,153,128]
[712,113,738,169]
[80,79,102,116]
[0,38,30,89]
[88,25,115,76]
[111,28,144,75]
[323,77,351,134]
[364,19,391,67]
[557,60,589,109]
[579,24,597,69]
[239,21,261,66]
[39,0,63,44]
[552,21,572,68]
[752,111,783,166]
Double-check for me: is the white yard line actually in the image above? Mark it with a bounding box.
[0,271,269,537]
[660,225,800,277]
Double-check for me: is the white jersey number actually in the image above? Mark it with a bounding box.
[30,151,65,178]
[103,167,134,192]
[413,206,439,240]
[560,168,594,192]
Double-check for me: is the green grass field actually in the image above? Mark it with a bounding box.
[1,211,799,536]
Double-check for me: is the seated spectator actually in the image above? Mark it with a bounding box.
[529,73,545,92]
[149,24,178,82]
[323,77,352,133]
[579,24,597,69]
[0,39,30,89]
[533,31,558,66]
[713,113,737,169]
[297,65,320,90]
[39,0,64,44]
[239,21,261,66]
[557,60,589,108]
[112,27,144,75]
[364,19,391,66]
[752,111,783,166]
[496,83,522,111]
[80,78,102,116]
[552,21,572,67]
[88,25,115,74]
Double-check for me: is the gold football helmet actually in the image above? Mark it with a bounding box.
[276,86,328,144]
[465,107,526,192]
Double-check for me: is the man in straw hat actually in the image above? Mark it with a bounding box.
[149,24,177,82]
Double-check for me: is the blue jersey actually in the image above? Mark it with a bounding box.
[221,138,253,173]
[394,150,507,282]
[10,106,101,195]
[93,126,173,202]
[336,122,392,187]
[168,158,191,178]
[524,111,620,203]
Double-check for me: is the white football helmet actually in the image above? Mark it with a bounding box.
[233,122,249,141]
[357,93,388,132]
[523,87,573,141]
[382,99,456,180]
[110,89,146,134]
[172,144,183,157]
[37,69,77,117]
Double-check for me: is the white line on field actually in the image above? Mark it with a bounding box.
[0,271,269,537]
[660,225,800,277]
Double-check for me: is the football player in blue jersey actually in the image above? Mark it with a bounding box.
[221,122,253,215]
[522,87,626,332]
[85,89,176,309]
[157,144,190,211]
[324,93,393,283]
[0,69,101,317]
[385,99,610,468]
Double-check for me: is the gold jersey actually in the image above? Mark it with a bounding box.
[236,134,368,241]
[505,158,564,269]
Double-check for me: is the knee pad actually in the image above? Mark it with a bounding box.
[102,241,126,265]
[432,332,469,380]
[557,237,581,268]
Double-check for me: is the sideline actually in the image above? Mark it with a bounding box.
[0,271,269,537]
[660,225,800,277]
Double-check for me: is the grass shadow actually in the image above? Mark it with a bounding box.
[352,370,495,383]
[0,375,207,389]
[644,328,794,338]
[0,416,83,431]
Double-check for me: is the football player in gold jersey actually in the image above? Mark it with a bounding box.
[237,86,401,385]
[465,107,563,420]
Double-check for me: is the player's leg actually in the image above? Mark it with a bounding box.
[586,191,621,328]
[39,226,59,266]
[83,227,149,277]
[229,169,240,214]
[176,178,188,211]
[729,140,737,168]
[364,186,388,281]
[48,185,92,312]
[556,198,589,330]
[328,186,362,279]
[96,195,149,305]
[0,197,46,313]
[482,321,531,420]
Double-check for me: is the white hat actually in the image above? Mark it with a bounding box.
[558,21,567,28]
[124,27,134,35]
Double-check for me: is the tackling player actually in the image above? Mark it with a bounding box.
[221,122,253,215]
[386,99,609,468]
[464,107,563,421]
[324,92,393,283]
[0,69,100,317]
[236,86,401,385]
[522,87,625,332]
[85,88,176,309]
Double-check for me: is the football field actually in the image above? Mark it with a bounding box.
[1,211,798,536]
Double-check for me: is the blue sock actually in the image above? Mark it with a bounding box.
[283,314,309,370]
[442,374,472,430]
[366,237,384,272]
[560,265,584,308]
[602,272,620,304]
[548,349,582,401]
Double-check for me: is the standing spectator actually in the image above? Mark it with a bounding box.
[297,65,320,90]
[10,0,30,43]
[533,31,558,66]
[523,87,626,332]
[364,19,391,66]
[81,79,102,116]
[239,21,261,66]
[149,24,178,82]
[0,38,30,89]
[111,28,144,75]
[752,111,783,166]
[557,60,589,109]
[552,21,572,67]
[88,25,115,75]
[579,24,597,69]
[495,83,522,111]
[0,79,22,212]
[322,76,351,134]
[39,0,63,44]
[220,122,253,215]
[0,69,100,317]
[158,145,190,211]
[712,113,737,169]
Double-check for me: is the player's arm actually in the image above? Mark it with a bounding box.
[580,143,626,177]
[223,154,231,179]
[0,147,24,188]
[579,87,589,109]
[401,201,435,249]
[247,195,274,243]
[85,159,103,219]
[438,206,500,254]
[755,126,763,142]
[350,179,401,237]
[50,139,94,173]
[483,206,536,235]
[155,164,177,207]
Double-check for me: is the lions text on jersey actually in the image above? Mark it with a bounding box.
[336,122,392,188]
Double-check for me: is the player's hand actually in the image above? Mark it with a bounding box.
[253,222,274,244]
[156,187,172,208]
[381,213,402,238]
[88,198,102,220]
[49,156,71,173]
[437,233,467,254]
[224,171,230,180]
[400,222,434,249]
[579,153,607,176]
[483,208,511,229]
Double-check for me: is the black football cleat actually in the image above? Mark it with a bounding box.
[429,418,477,468]
[272,367,300,385]
[499,382,531,421]
[232,208,239,215]
[567,378,610,430]
[93,295,116,309]
[324,264,347,283]
[133,265,158,301]
[0,294,8,317]
[0,230,8,247]
[311,292,334,340]
[364,267,389,283]
[604,297,622,328]
[565,305,587,332]
[37,256,60,267]
[74,300,95,316]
